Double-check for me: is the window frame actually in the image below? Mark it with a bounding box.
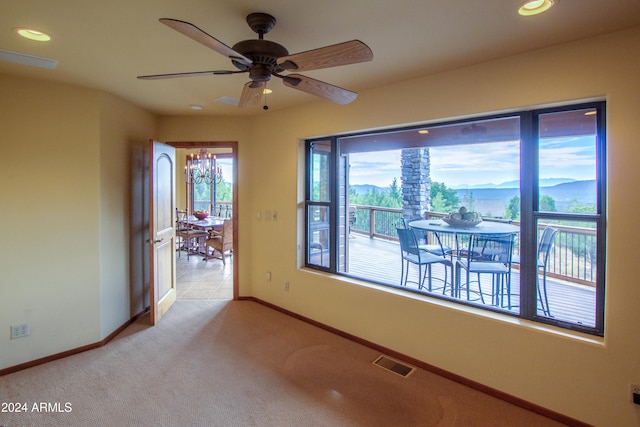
[524,103,607,331]
[304,101,606,336]
[305,138,338,271]
[187,152,233,215]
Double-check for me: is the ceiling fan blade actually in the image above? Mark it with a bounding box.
[159,18,252,66]
[239,81,264,108]
[137,70,239,80]
[277,40,373,72]
[282,74,357,105]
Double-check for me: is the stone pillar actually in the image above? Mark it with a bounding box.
[401,148,430,219]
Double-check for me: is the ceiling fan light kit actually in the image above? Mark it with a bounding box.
[137,12,373,108]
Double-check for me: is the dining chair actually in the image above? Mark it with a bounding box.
[176,208,189,253]
[397,227,452,293]
[403,217,453,258]
[176,209,209,260]
[455,232,515,307]
[204,219,233,264]
[511,226,558,316]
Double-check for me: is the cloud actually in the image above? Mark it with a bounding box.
[347,136,596,188]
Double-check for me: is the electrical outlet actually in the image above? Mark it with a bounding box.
[11,322,30,339]
[266,271,271,283]
[284,281,290,292]
[631,384,640,404]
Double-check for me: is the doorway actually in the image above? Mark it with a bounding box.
[169,141,238,301]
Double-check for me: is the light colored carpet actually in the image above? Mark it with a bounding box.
[0,300,568,426]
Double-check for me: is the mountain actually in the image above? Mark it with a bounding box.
[541,180,595,206]
[453,178,576,189]
[456,179,595,211]
[351,184,390,195]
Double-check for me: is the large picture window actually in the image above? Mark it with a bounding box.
[305,102,606,335]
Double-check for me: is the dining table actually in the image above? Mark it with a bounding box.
[177,216,225,257]
[187,216,224,232]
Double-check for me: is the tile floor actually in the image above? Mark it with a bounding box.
[176,250,233,300]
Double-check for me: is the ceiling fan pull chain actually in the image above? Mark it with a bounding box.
[263,83,269,111]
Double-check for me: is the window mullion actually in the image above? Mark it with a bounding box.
[519,111,537,318]
[329,137,339,272]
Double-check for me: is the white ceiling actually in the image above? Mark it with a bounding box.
[2,0,639,116]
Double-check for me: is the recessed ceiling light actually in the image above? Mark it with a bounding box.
[15,28,52,42]
[518,0,556,16]
[189,104,203,110]
[418,129,430,135]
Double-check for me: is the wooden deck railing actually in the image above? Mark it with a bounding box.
[350,204,596,287]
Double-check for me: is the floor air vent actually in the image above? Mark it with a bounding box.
[373,355,414,377]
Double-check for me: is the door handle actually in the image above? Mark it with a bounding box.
[146,238,164,244]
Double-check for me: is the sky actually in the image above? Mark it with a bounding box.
[348,136,596,188]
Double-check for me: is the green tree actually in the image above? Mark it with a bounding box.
[430,192,449,213]
[540,194,557,212]
[429,182,460,213]
[388,178,402,207]
[504,196,520,220]
[569,199,596,214]
[349,185,358,199]
[215,180,232,201]
[349,182,401,208]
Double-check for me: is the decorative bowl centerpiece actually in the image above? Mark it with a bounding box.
[442,207,482,228]
[193,210,209,220]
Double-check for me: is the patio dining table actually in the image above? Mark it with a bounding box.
[409,219,520,300]
[409,219,519,238]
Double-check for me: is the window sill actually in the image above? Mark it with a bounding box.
[300,267,604,346]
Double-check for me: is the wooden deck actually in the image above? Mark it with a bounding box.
[342,233,596,327]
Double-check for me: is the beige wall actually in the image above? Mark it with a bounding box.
[1,25,639,426]
[0,75,156,367]
[159,27,640,426]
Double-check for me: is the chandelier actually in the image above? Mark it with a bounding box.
[185,149,223,185]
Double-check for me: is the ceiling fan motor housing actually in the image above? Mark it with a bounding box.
[231,39,289,79]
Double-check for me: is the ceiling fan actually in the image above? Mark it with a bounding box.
[137,12,373,108]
